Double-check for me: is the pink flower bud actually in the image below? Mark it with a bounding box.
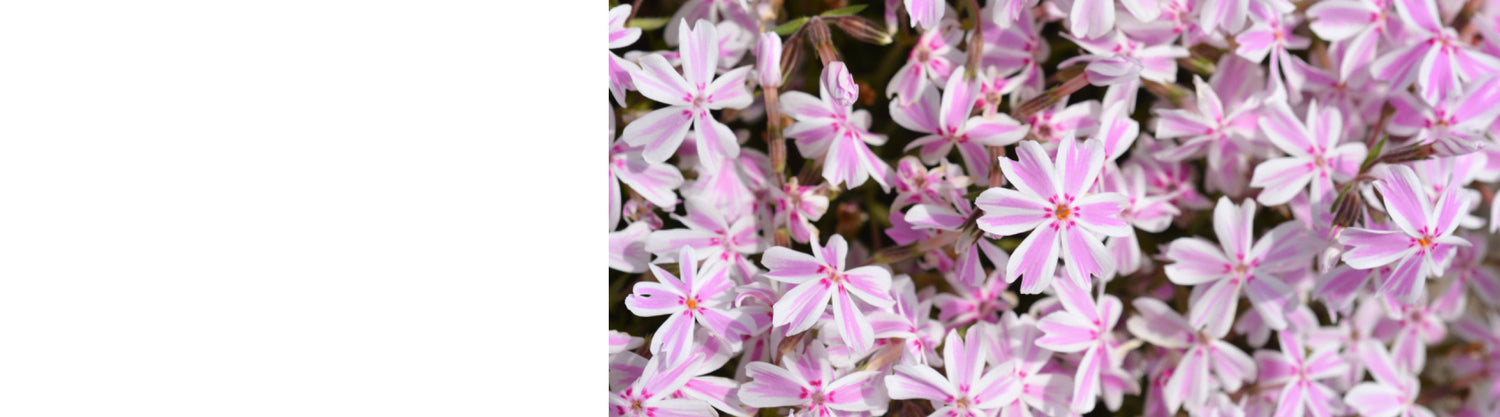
[822,61,858,108]
[757,33,783,88]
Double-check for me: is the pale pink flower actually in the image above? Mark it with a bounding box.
[772,178,830,244]
[976,312,1074,417]
[1387,76,1500,157]
[762,235,895,352]
[1061,30,1187,86]
[975,138,1131,293]
[622,19,753,170]
[780,75,894,191]
[1126,297,1256,413]
[1343,340,1433,417]
[1369,0,1500,104]
[610,353,715,417]
[885,327,1021,416]
[1254,331,1349,417]
[1101,162,1180,276]
[865,276,944,367]
[646,198,764,281]
[1153,76,1261,178]
[611,222,655,273]
[932,243,1015,327]
[1306,0,1394,81]
[888,23,964,104]
[890,67,1028,184]
[1234,3,1311,94]
[1162,197,1309,337]
[1338,165,1470,304]
[1034,276,1123,413]
[739,343,887,415]
[625,247,751,363]
[1023,99,1100,146]
[1251,100,1368,205]
[1198,0,1249,34]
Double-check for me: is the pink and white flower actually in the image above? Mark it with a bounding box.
[761,235,895,353]
[621,19,753,170]
[975,138,1131,293]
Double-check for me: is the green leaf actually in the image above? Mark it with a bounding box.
[820,4,867,17]
[627,17,669,31]
[772,17,810,35]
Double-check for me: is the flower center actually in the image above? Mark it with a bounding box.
[1054,204,1072,220]
[685,298,699,310]
[1417,236,1433,249]
[1233,263,1248,276]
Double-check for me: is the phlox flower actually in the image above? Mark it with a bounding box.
[646,198,764,281]
[1343,340,1433,417]
[885,326,1020,417]
[1251,100,1367,206]
[761,235,895,353]
[1022,99,1100,146]
[1234,3,1311,94]
[975,138,1131,293]
[1162,197,1309,337]
[1254,331,1349,417]
[625,247,750,363]
[867,276,945,367]
[1126,297,1256,414]
[1153,76,1260,183]
[622,19,753,170]
[1033,276,1123,413]
[1369,0,1500,104]
[890,67,1028,185]
[772,178,830,244]
[1101,162,1180,276]
[610,353,715,417]
[1338,164,1470,304]
[932,242,1016,327]
[780,72,894,191]
[888,23,963,104]
[975,312,1074,417]
[738,342,887,416]
[1387,76,1500,157]
[1305,0,1394,81]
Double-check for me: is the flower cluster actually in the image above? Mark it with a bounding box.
[608,1,1500,416]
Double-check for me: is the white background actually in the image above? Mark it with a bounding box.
[0,1,595,415]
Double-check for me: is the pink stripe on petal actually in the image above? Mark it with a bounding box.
[1393,0,1442,34]
[1374,166,1432,237]
[1190,278,1241,338]
[976,187,1051,236]
[772,280,833,334]
[1060,225,1114,284]
[1343,383,1407,417]
[678,19,719,89]
[1165,346,1210,413]
[939,68,979,132]
[1008,223,1061,294]
[842,266,896,308]
[886,364,955,401]
[833,288,875,352]
[1163,238,1232,286]
[1002,141,1060,199]
[1070,343,1105,413]
[739,363,808,408]
[1071,192,1131,237]
[1035,312,1097,352]
[621,107,694,164]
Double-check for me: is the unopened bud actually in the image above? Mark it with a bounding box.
[830,16,892,45]
[806,17,839,65]
[1376,143,1437,165]
[1331,188,1364,228]
[757,32,783,88]
[780,31,805,88]
[822,61,858,108]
